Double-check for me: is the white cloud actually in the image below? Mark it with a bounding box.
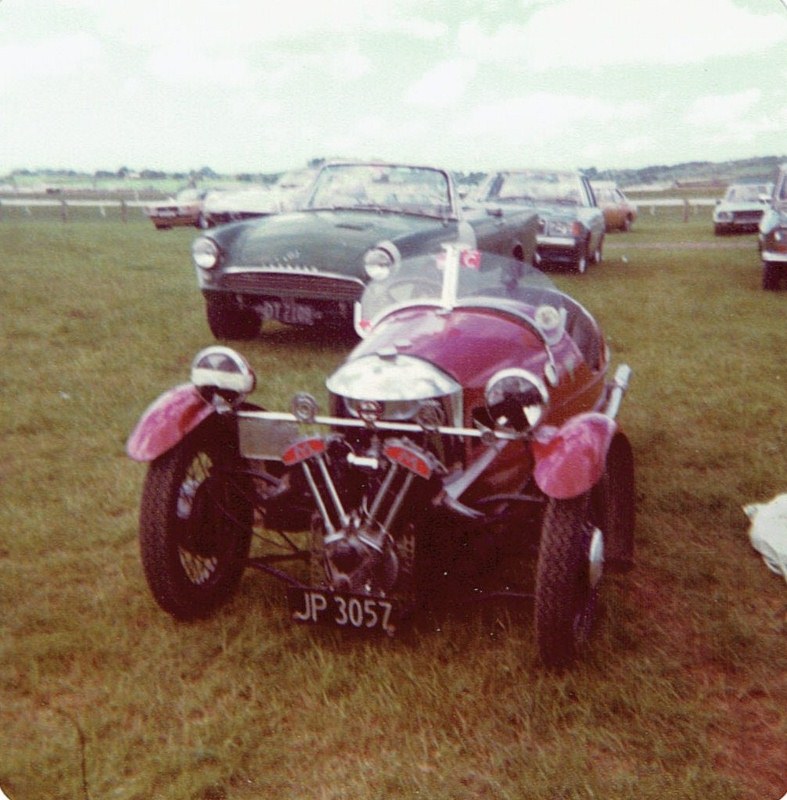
[145,45,252,88]
[0,32,102,79]
[405,58,478,107]
[464,92,649,135]
[684,89,762,126]
[458,0,787,70]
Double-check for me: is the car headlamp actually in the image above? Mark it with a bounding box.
[485,368,549,433]
[363,241,400,281]
[547,220,584,238]
[716,211,732,222]
[190,346,255,410]
[192,236,220,269]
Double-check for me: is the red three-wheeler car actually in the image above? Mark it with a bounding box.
[128,247,635,667]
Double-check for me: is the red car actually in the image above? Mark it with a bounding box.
[144,187,211,230]
[592,181,638,232]
[127,248,635,667]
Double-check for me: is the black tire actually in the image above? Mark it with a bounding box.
[534,494,601,668]
[762,262,780,291]
[139,419,253,620]
[205,293,260,340]
[591,236,604,265]
[573,244,589,274]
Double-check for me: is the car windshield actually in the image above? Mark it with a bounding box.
[358,248,569,339]
[306,163,455,218]
[475,171,588,207]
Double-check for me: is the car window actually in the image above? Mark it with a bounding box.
[307,164,453,217]
[486,172,588,206]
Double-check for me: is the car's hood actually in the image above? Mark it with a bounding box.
[717,200,767,213]
[226,210,451,277]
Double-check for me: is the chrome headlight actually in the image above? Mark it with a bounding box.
[547,219,582,238]
[192,236,220,269]
[715,211,732,222]
[363,241,400,281]
[191,346,255,410]
[485,368,549,433]
[327,353,461,425]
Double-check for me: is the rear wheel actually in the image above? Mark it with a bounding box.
[139,419,253,619]
[205,293,260,340]
[534,494,601,668]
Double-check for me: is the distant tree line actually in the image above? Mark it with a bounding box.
[5,155,785,190]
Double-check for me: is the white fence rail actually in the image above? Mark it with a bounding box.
[0,196,719,221]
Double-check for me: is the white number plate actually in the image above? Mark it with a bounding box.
[288,588,398,635]
[259,299,316,325]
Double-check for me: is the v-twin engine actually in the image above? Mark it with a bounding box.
[288,436,442,595]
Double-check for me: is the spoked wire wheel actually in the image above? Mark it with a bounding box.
[139,419,253,619]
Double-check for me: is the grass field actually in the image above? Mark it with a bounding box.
[1,208,785,800]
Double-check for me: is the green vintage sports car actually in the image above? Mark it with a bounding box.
[759,164,787,291]
[191,162,539,339]
[469,169,606,274]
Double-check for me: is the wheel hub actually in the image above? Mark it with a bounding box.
[587,526,604,588]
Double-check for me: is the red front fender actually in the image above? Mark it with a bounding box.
[532,412,617,500]
[126,384,214,462]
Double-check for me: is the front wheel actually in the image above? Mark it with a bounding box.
[139,419,253,619]
[534,494,601,668]
[573,244,589,274]
[591,236,604,265]
[205,293,260,340]
[762,262,781,291]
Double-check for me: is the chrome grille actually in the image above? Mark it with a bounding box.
[221,269,364,302]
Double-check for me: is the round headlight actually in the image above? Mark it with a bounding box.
[485,368,549,433]
[547,219,572,237]
[192,236,220,269]
[363,241,400,281]
[191,346,255,409]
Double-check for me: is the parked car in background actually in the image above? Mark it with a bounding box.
[713,182,772,235]
[591,181,638,232]
[144,187,212,230]
[470,170,605,273]
[203,168,318,227]
[759,166,787,290]
[191,161,540,339]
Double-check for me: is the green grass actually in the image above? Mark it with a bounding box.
[1,213,785,800]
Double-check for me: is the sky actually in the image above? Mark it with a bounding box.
[1,0,785,176]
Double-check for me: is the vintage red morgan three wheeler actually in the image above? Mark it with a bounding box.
[128,247,635,667]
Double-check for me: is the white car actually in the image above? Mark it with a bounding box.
[713,182,772,235]
[203,168,318,227]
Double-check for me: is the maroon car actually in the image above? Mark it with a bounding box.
[127,248,635,667]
